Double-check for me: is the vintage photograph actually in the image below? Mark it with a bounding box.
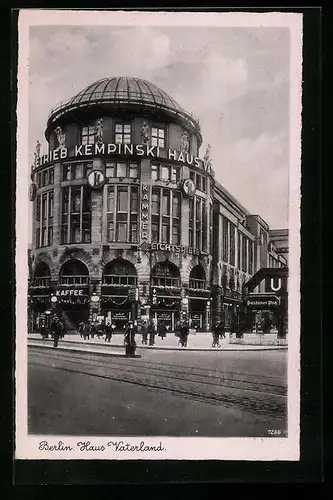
[16,10,302,460]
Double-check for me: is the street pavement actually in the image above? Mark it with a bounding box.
[28,344,287,437]
[28,332,287,352]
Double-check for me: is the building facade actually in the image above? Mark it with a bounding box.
[28,77,288,333]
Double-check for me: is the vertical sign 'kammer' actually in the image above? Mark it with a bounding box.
[141,184,149,242]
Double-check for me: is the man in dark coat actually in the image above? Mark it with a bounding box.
[148,320,156,346]
[179,321,189,348]
[51,316,61,348]
[105,322,112,343]
[141,320,148,345]
[158,321,167,340]
[124,320,137,356]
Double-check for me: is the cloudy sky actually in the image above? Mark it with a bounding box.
[28,24,290,234]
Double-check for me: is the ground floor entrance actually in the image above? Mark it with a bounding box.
[151,310,180,332]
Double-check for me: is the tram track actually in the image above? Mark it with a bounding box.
[29,346,287,418]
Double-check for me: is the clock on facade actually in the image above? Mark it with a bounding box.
[182,178,196,197]
[87,169,105,189]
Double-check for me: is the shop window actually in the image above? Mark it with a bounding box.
[151,126,165,148]
[115,123,131,144]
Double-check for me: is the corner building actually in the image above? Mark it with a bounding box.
[29,77,215,332]
[28,76,288,333]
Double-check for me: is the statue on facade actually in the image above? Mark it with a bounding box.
[95,118,103,143]
[55,126,66,149]
[141,122,150,144]
[180,131,190,153]
[36,140,41,157]
[203,144,212,172]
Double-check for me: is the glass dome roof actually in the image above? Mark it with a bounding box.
[66,77,184,112]
[47,77,201,141]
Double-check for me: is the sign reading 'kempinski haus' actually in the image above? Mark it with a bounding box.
[34,143,213,174]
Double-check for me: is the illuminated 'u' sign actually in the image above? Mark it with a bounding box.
[270,277,282,292]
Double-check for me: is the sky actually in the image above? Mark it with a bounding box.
[28,24,290,235]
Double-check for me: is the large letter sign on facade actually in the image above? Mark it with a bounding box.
[141,184,149,242]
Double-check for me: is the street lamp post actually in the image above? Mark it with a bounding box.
[206,299,211,332]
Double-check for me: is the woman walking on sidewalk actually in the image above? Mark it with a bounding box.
[212,322,221,348]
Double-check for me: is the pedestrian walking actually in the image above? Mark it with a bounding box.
[141,320,148,345]
[157,320,167,340]
[179,321,189,348]
[78,321,85,338]
[83,322,90,340]
[148,320,156,346]
[104,321,112,343]
[218,320,226,339]
[90,322,97,339]
[124,320,137,356]
[51,315,61,348]
[212,322,220,348]
[40,319,48,340]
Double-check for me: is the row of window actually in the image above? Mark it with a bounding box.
[151,188,181,245]
[189,171,207,193]
[81,122,166,148]
[221,216,254,274]
[35,192,54,248]
[36,162,208,187]
[189,196,213,253]
[36,168,54,188]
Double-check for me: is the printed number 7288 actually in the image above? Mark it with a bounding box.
[267,429,282,436]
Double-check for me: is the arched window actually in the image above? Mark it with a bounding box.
[59,259,89,286]
[33,262,51,287]
[102,259,137,286]
[189,265,206,290]
[151,261,180,288]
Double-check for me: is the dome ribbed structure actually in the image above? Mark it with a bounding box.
[46,76,201,143]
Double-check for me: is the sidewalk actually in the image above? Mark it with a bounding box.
[28,333,287,352]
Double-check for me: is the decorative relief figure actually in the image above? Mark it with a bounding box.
[55,126,66,149]
[33,140,41,168]
[141,121,150,144]
[180,131,190,153]
[95,118,103,143]
[203,144,212,171]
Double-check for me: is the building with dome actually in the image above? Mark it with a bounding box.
[28,76,288,333]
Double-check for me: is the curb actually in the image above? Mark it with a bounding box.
[28,342,141,358]
[28,337,287,352]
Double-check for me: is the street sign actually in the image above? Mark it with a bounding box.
[246,295,280,309]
